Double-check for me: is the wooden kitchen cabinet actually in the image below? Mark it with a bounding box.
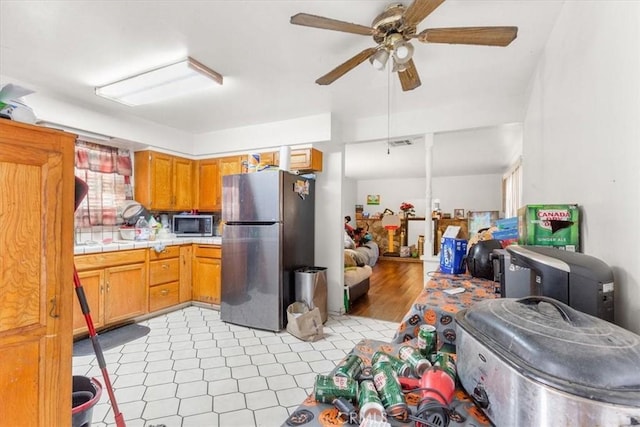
[72,270,104,334]
[148,246,180,312]
[192,245,222,304]
[269,147,323,172]
[197,155,246,211]
[0,121,74,426]
[179,245,193,302]
[290,148,323,172]
[196,158,220,211]
[74,250,147,333]
[134,150,194,211]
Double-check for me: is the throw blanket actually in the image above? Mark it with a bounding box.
[345,241,380,267]
[391,272,498,347]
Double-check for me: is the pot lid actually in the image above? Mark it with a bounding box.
[456,297,640,404]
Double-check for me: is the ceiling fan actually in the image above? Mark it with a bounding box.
[290,0,518,91]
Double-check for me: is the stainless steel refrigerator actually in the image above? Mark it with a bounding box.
[221,170,315,331]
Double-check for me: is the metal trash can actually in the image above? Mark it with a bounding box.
[72,376,102,427]
[294,267,328,323]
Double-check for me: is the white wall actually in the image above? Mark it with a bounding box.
[342,177,357,226]
[356,178,428,219]
[523,2,640,333]
[432,174,503,217]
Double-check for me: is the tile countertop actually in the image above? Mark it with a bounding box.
[74,237,222,255]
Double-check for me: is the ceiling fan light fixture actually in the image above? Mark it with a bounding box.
[392,61,407,73]
[369,48,390,71]
[392,40,414,64]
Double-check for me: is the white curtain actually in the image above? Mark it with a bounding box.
[503,159,522,218]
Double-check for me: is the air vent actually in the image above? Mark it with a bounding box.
[388,139,413,147]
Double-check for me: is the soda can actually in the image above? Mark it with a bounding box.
[371,351,412,378]
[358,380,386,423]
[334,354,364,379]
[314,374,358,404]
[434,351,457,381]
[371,361,408,421]
[398,345,432,377]
[417,324,438,361]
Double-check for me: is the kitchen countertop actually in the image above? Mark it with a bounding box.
[74,237,222,255]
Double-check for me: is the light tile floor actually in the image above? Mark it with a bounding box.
[72,306,399,427]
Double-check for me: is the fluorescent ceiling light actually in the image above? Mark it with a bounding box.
[95,57,223,106]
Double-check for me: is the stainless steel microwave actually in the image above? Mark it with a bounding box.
[173,214,214,237]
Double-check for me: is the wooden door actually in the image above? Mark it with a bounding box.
[150,152,173,210]
[104,263,147,324]
[192,255,221,304]
[197,159,220,210]
[173,157,194,210]
[72,269,104,334]
[0,121,74,426]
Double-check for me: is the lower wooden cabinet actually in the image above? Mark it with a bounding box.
[72,270,105,334]
[73,250,147,334]
[148,246,181,312]
[105,263,147,323]
[192,245,222,304]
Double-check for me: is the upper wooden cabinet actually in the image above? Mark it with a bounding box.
[262,148,323,172]
[196,158,220,211]
[290,148,323,172]
[197,155,246,211]
[134,150,194,211]
[0,121,74,426]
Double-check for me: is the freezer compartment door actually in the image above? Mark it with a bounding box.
[221,223,284,331]
[222,172,281,223]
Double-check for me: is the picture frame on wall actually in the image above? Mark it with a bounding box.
[367,194,380,205]
[454,208,465,219]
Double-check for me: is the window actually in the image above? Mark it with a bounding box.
[502,158,522,218]
[74,141,132,226]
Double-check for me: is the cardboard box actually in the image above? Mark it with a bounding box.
[439,237,468,274]
[518,204,580,251]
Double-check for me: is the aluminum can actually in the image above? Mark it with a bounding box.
[314,374,358,404]
[398,345,432,377]
[334,354,364,379]
[417,324,438,362]
[371,361,408,421]
[358,380,386,423]
[434,351,457,381]
[371,351,411,377]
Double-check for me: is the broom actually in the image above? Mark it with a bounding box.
[73,177,126,427]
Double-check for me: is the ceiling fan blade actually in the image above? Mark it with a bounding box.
[316,47,378,86]
[397,59,421,91]
[417,26,518,46]
[290,13,376,36]
[402,0,446,29]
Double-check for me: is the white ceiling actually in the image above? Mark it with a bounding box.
[0,0,563,178]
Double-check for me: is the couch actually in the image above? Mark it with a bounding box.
[343,233,379,310]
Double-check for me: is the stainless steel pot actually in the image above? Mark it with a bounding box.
[121,201,150,226]
[455,297,640,426]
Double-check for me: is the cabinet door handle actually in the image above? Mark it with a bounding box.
[162,263,169,269]
[106,282,110,293]
[160,289,169,296]
[49,297,59,318]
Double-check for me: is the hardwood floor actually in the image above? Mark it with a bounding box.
[348,260,424,323]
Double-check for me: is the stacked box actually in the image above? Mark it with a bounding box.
[518,204,580,251]
[355,204,364,219]
[439,237,468,274]
[496,217,518,230]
